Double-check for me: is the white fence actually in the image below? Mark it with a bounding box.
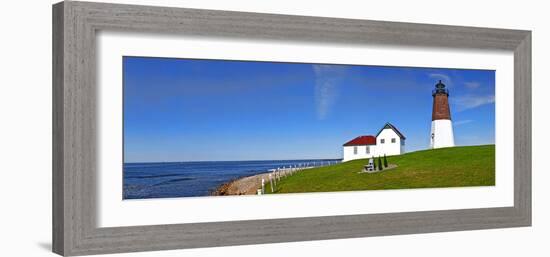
[258,160,342,195]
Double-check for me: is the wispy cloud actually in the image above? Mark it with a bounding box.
[429,73,452,87]
[452,95,495,112]
[464,82,481,89]
[312,65,347,120]
[454,119,474,126]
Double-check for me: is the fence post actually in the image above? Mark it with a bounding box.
[269,173,274,192]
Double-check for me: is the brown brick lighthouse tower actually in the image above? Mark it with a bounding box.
[430,80,455,148]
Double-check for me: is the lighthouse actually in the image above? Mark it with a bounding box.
[430,80,455,148]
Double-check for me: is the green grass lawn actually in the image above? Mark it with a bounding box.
[266,145,495,194]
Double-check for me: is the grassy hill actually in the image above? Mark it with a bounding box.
[266,144,495,194]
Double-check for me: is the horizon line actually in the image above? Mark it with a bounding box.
[124,143,495,164]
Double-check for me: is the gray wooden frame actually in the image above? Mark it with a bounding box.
[52,1,531,256]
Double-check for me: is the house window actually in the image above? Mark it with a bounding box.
[381,139,385,144]
[391,138,396,143]
[366,146,370,154]
[353,146,357,155]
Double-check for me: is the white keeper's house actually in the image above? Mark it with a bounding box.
[342,123,406,162]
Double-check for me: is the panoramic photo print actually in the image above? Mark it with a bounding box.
[122,57,496,199]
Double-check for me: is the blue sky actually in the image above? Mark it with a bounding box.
[123,57,495,163]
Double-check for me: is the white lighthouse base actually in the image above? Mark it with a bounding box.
[430,119,455,149]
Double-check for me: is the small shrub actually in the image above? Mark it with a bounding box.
[378,156,383,171]
[384,154,388,168]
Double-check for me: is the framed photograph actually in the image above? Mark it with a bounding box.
[52,1,531,256]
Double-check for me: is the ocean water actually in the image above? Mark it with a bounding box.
[123,159,340,199]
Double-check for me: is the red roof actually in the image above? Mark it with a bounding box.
[343,135,376,146]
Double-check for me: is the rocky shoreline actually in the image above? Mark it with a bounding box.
[212,172,271,196]
[212,165,320,196]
